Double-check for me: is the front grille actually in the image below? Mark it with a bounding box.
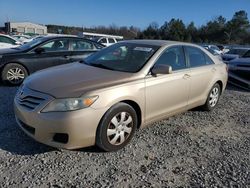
[17,95,45,110]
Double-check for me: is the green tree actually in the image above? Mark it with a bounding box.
[186,21,197,42]
[143,22,160,39]
[159,19,186,41]
[225,10,250,43]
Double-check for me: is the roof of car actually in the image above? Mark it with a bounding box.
[122,40,195,47]
[35,35,104,45]
[41,35,80,39]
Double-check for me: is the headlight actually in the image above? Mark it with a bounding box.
[42,96,98,112]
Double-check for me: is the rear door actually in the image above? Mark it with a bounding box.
[25,38,71,72]
[69,39,100,62]
[184,46,217,106]
[108,38,116,46]
[145,46,190,123]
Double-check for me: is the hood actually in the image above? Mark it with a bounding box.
[0,47,23,55]
[222,54,239,61]
[24,62,138,98]
[229,57,250,66]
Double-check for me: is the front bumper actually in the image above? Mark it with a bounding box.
[14,88,108,149]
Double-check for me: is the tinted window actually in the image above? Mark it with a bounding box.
[242,50,250,58]
[84,43,159,73]
[205,54,214,65]
[0,36,16,45]
[72,40,94,50]
[186,46,207,67]
[155,46,186,71]
[108,38,115,43]
[99,38,107,43]
[40,39,69,52]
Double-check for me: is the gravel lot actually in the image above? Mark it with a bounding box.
[0,84,249,187]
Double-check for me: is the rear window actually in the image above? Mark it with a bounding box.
[108,38,115,43]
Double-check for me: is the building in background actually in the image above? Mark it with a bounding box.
[4,22,47,35]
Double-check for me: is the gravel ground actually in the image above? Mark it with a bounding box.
[0,84,249,187]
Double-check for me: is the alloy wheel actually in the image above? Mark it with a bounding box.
[6,68,25,84]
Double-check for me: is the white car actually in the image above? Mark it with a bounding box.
[94,37,120,47]
[0,34,22,49]
[202,45,223,55]
[12,35,33,43]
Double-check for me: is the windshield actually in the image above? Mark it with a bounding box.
[14,37,47,51]
[84,42,159,73]
[242,50,250,58]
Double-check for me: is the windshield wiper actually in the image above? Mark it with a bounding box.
[88,63,115,71]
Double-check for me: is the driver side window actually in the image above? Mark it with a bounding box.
[39,39,69,52]
[155,46,186,71]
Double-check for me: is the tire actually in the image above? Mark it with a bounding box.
[201,83,221,111]
[1,63,28,85]
[96,103,138,152]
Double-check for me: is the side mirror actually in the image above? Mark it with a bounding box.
[34,47,45,54]
[151,64,172,76]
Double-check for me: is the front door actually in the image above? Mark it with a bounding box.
[145,46,190,123]
[25,38,72,73]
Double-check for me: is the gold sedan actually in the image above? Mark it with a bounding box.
[14,40,228,151]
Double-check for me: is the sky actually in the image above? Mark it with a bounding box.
[0,0,250,29]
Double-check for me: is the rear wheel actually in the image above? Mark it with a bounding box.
[96,103,137,151]
[202,83,221,111]
[1,63,28,85]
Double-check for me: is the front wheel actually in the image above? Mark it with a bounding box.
[96,103,138,151]
[1,63,28,85]
[202,83,221,111]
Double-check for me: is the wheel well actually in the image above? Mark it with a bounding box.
[121,100,142,129]
[216,80,223,92]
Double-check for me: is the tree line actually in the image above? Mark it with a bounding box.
[47,10,250,45]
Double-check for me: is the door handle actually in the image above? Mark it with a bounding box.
[64,55,69,59]
[183,74,191,79]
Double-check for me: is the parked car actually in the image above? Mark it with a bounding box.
[227,50,250,90]
[12,35,33,43]
[0,36,104,85]
[201,44,223,55]
[222,48,250,63]
[14,40,228,151]
[216,45,230,54]
[0,34,22,49]
[93,37,120,46]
